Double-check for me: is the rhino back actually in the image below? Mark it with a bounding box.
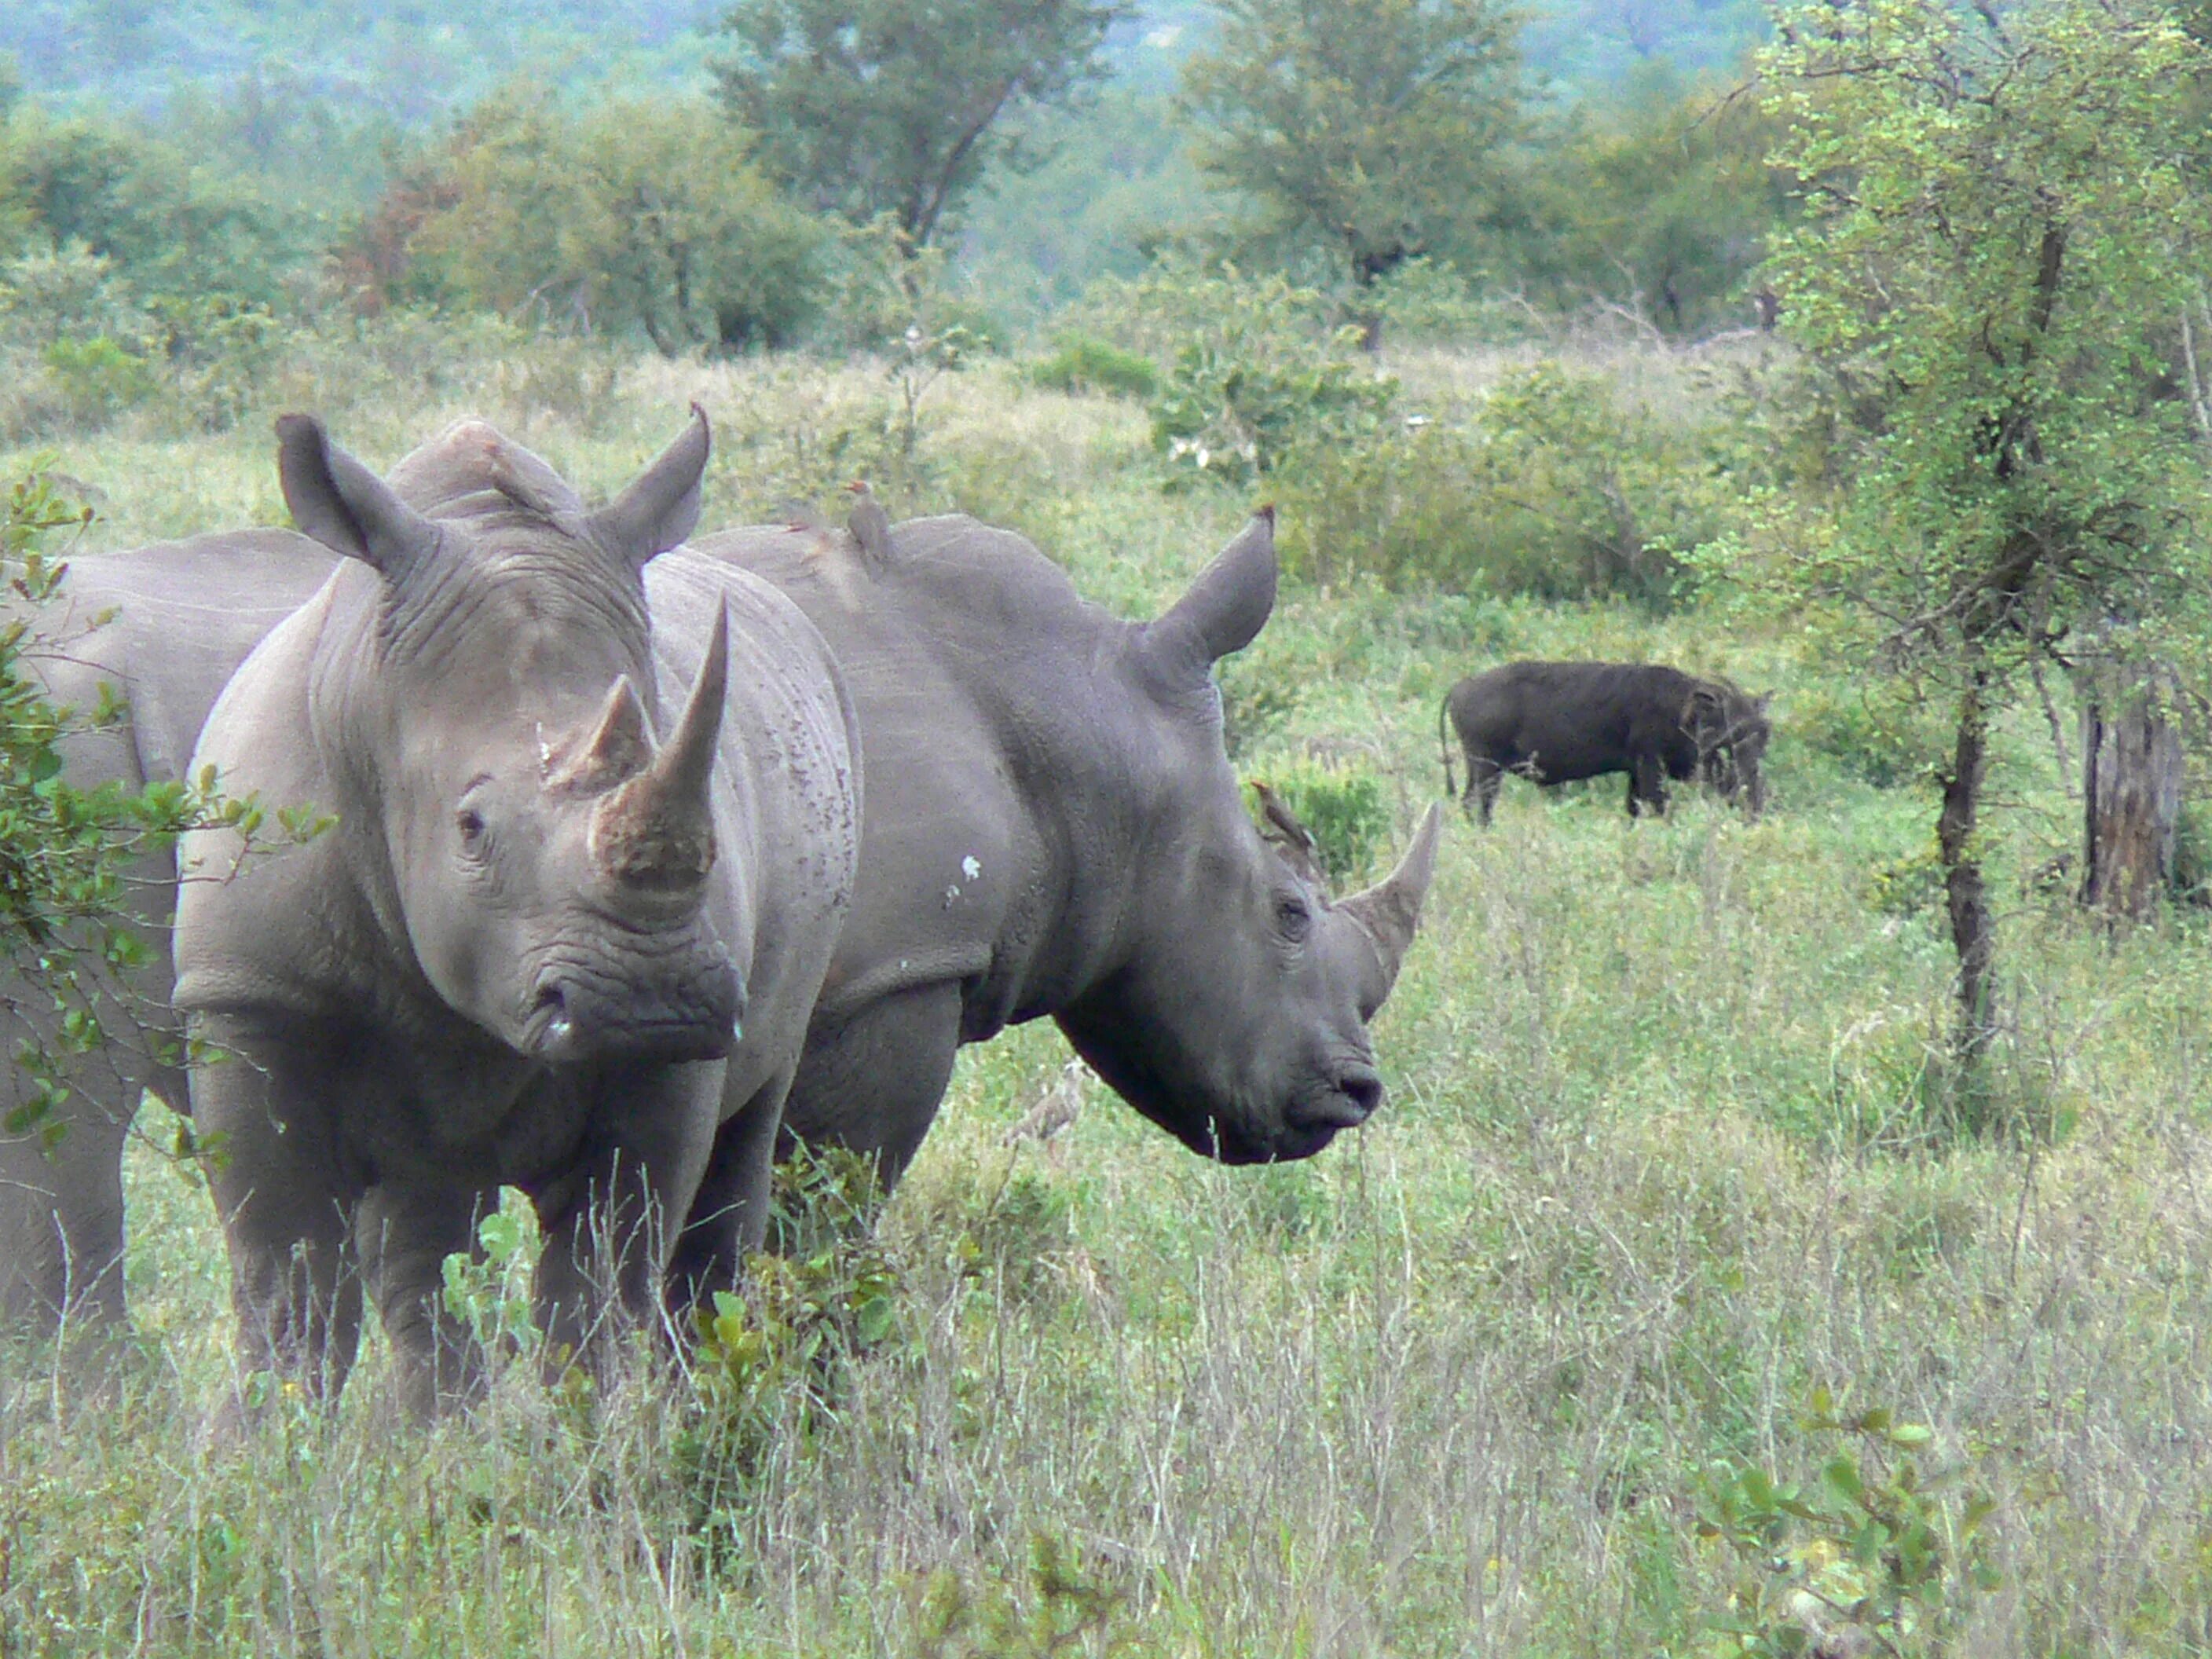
[46,529,339,786]
[695,518,1130,1035]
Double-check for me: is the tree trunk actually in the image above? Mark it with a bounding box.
[2079,672,2183,921]
[1938,668,1995,1076]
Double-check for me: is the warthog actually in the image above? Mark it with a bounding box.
[699,504,1441,1180]
[1440,660,1770,825]
[170,412,859,1413]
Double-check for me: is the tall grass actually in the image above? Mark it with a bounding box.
[5,336,2212,1654]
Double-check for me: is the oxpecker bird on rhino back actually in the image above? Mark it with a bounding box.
[698,503,1441,1180]
[170,411,860,1415]
[1440,660,1771,825]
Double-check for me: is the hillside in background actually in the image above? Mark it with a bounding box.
[1,0,1760,115]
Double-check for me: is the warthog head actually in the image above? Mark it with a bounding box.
[1688,680,1772,817]
[1056,511,1442,1164]
[276,409,743,1064]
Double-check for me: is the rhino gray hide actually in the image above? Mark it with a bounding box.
[698,507,1441,1177]
[171,412,859,1415]
[1,529,338,1335]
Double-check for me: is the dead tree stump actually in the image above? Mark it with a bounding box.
[2079,676,2184,920]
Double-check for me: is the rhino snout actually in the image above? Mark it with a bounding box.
[1288,1060,1384,1135]
[522,955,745,1064]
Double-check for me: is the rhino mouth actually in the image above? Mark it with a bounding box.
[1060,1007,1380,1165]
[520,951,744,1065]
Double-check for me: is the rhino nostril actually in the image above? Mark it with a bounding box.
[532,980,573,1042]
[1339,1068,1382,1122]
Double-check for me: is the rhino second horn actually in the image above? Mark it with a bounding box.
[1337,803,1443,1011]
[588,604,729,892]
[548,675,654,794]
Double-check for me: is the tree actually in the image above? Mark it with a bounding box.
[1529,64,1790,335]
[716,0,1130,255]
[1176,0,1523,340]
[1750,0,2212,1104]
[401,90,826,353]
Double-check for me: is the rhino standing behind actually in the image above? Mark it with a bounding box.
[0,529,339,1333]
[698,506,1441,1178]
[1440,660,1771,825]
[170,412,859,1413]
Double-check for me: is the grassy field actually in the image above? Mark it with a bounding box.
[6,338,2212,1656]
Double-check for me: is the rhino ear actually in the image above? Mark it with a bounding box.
[276,413,439,582]
[1147,507,1278,681]
[587,405,710,568]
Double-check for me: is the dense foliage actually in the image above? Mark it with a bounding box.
[1738,0,2212,1084]
[1178,0,1525,310]
[716,0,1130,251]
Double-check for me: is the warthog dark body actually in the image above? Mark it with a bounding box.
[1441,661,1770,824]
[171,414,859,1413]
[698,507,1441,1180]
[0,529,339,1334]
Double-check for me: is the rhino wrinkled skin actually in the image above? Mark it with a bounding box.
[170,412,859,1414]
[698,507,1441,1179]
[0,529,339,1333]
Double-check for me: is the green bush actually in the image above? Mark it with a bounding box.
[1027,334,1159,397]
[1279,357,1726,603]
[0,470,255,1144]
[1151,334,1397,485]
[40,334,153,424]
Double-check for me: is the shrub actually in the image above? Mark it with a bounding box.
[399,86,826,354]
[1151,331,1397,485]
[0,471,256,1146]
[1694,1388,1998,1655]
[1027,334,1159,398]
[1279,357,1727,603]
[39,334,152,425]
[679,1144,905,1504]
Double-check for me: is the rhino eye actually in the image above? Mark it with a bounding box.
[456,807,487,847]
[1275,894,1312,944]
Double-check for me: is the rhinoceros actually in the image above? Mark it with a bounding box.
[170,412,859,1413]
[1439,660,1771,825]
[0,528,338,1334]
[696,505,1441,1177]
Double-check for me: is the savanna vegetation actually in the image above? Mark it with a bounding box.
[6,0,2212,1652]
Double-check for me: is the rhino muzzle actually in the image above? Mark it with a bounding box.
[524,954,745,1065]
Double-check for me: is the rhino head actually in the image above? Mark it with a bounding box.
[276,409,744,1065]
[1055,512,1442,1164]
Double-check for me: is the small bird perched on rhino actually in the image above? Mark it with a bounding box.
[845,478,893,568]
[1250,778,1329,890]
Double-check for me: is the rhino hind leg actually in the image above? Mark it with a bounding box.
[0,1094,131,1334]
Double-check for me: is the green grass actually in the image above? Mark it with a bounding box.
[7,335,2212,1654]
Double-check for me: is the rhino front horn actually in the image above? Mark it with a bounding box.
[1337,803,1443,1019]
[589,603,729,894]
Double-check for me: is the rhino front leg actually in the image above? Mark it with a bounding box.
[530,1059,720,1379]
[666,1067,795,1321]
[355,1179,489,1419]
[191,1016,364,1406]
